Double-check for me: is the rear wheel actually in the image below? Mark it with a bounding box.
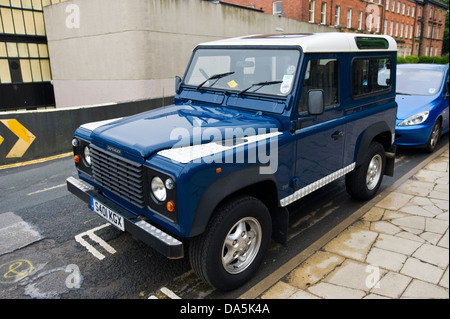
[189,195,271,291]
[346,142,386,201]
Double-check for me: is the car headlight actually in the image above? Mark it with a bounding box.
[151,176,167,202]
[398,111,429,126]
[83,146,92,166]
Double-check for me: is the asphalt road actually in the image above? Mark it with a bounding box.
[0,133,448,299]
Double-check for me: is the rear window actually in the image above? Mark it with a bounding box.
[352,57,392,98]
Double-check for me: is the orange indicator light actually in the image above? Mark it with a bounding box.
[166,200,176,212]
[74,155,81,163]
[216,167,222,174]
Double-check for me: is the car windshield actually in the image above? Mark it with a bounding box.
[184,48,301,96]
[396,68,445,96]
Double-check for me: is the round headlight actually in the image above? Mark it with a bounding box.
[151,177,167,202]
[84,146,92,166]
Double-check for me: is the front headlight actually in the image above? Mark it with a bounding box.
[83,146,92,166]
[151,176,167,202]
[398,111,429,126]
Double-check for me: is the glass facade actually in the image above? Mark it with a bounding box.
[0,0,68,111]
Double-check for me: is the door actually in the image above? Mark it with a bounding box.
[293,57,345,191]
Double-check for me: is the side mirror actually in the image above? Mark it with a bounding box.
[175,76,182,94]
[308,89,325,115]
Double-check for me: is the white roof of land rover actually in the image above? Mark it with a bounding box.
[199,32,397,52]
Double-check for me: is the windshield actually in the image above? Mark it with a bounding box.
[396,68,444,96]
[184,48,301,96]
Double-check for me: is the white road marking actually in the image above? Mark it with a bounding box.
[148,287,182,299]
[27,183,66,196]
[74,223,116,260]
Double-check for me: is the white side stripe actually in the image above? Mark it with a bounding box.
[280,163,356,207]
[158,132,281,164]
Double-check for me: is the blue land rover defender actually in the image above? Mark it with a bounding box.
[67,33,397,291]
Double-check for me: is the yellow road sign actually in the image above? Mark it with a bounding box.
[0,119,36,158]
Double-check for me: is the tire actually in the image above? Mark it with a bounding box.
[189,195,272,291]
[346,142,386,201]
[425,121,441,153]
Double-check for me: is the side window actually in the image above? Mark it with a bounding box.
[352,57,392,98]
[299,58,339,114]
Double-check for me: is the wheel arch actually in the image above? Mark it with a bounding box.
[355,122,393,164]
[189,165,283,239]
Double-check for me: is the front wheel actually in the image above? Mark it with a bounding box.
[346,142,386,201]
[189,195,272,291]
[425,121,441,153]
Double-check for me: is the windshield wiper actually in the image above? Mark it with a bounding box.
[237,80,283,96]
[196,72,235,90]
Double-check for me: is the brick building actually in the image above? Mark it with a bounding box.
[221,0,448,57]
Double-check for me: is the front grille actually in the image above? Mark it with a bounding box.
[90,145,145,208]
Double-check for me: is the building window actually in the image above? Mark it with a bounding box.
[273,1,282,15]
[395,21,399,37]
[335,5,340,27]
[400,23,404,38]
[386,0,390,12]
[347,8,352,28]
[367,13,373,31]
[405,24,408,39]
[384,19,388,35]
[309,0,315,23]
[390,20,394,36]
[411,6,415,18]
[407,5,410,16]
[376,15,380,33]
[321,2,326,24]
[392,0,395,12]
[397,1,400,14]
[358,11,363,30]
[402,3,405,15]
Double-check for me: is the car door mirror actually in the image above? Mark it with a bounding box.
[308,89,325,115]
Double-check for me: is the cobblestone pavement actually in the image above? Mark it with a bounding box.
[258,147,449,299]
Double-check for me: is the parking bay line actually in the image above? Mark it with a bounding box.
[75,223,117,260]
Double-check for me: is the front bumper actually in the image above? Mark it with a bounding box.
[66,176,184,259]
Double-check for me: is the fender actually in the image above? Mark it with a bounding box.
[189,165,279,238]
[355,121,395,176]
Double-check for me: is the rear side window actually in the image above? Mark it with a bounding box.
[352,57,392,98]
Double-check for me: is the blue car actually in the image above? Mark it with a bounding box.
[395,63,449,152]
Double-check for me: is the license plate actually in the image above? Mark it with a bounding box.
[90,198,125,231]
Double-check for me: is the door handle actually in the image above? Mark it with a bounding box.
[331,131,344,140]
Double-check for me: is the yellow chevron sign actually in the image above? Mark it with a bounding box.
[0,119,36,158]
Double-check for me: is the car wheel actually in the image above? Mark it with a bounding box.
[189,195,271,291]
[346,142,386,201]
[425,121,441,153]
